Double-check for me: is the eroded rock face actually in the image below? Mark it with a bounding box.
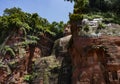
[68,13,120,83]
[0,28,54,83]
[69,21,120,84]
[32,35,72,84]
[52,35,72,84]
[52,35,72,57]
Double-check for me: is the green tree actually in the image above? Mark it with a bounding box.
[49,21,64,39]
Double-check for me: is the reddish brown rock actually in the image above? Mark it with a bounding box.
[69,32,120,84]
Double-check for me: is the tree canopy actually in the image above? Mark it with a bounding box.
[0,7,65,44]
[65,0,120,13]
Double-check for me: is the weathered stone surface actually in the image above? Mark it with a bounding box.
[69,20,120,84]
[0,28,54,83]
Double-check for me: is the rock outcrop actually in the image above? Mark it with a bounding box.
[69,20,120,84]
[69,35,120,84]
[0,28,54,83]
[32,34,72,84]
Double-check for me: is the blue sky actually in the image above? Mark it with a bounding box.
[0,0,74,23]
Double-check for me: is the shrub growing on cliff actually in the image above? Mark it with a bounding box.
[83,24,89,32]
[70,14,83,22]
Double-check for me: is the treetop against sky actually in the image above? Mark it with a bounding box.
[0,0,74,23]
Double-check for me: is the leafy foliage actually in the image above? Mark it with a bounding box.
[1,45,15,56]
[97,22,106,30]
[70,14,83,22]
[66,0,120,15]
[83,24,89,32]
[49,21,65,39]
[0,7,65,58]
[0,7,65,44]
[83,12,120,24]
[23,74,33,82]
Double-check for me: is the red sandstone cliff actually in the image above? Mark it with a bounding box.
[69,22,120,84]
